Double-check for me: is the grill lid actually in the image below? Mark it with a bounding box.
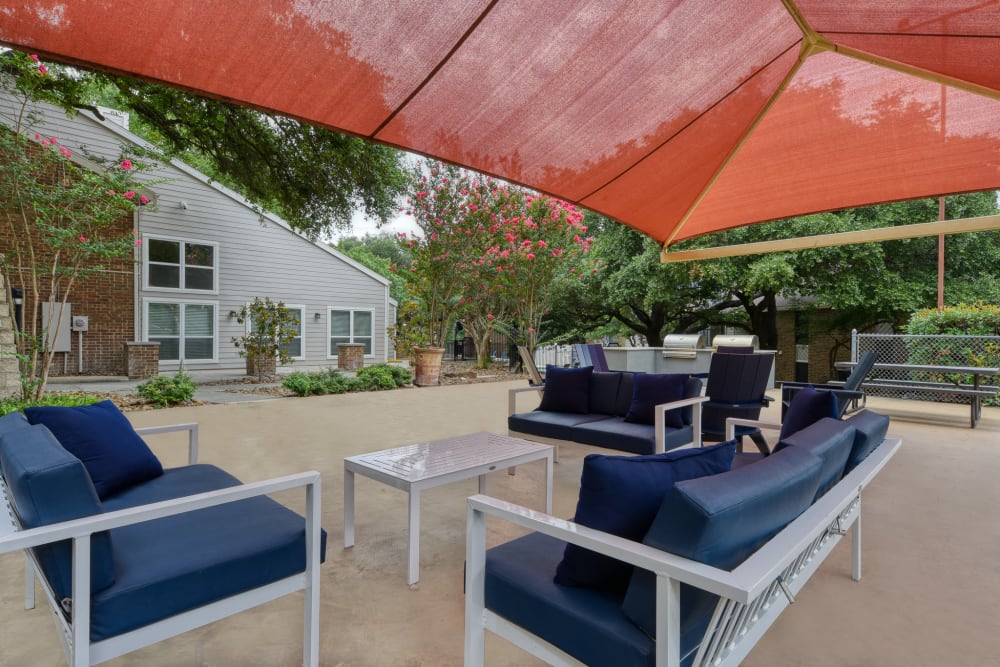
[712,334,759,351]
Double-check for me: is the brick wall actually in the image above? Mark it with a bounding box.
[1,222,135,377]
[775,309,854,384]
[0,274,20,396]
[775,311,796,382]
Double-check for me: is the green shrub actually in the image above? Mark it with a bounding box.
[282,368,354,396]
[0,393,102,416]
[353,365,399,391]
[906,302,1000,336]
[385,364,413,387]
[137,369,196,407]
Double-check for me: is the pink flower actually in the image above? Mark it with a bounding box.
[78,236,88,243]
[107,189,117,195]
[34,133,41,140]
[123,191,135,199]
[30,54,40,62]
[526,253,536,260]
[487,314,495,320]
[139,195,150,205]
[59,146,72,158]
[38,65,48,75]
[528,327,535,333]
[135,239,142,246]
[49,137,58,144]
[120,159,133,170]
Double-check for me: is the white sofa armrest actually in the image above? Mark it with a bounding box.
[508,385,544,416]
[135,422,200,464]
[655,395,709,453]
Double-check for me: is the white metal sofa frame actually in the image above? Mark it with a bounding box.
[0,422,322,667]
[466,418,900,667]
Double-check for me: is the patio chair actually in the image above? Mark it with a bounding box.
[779,351,876,419]
[573,343,592,368]
[587,344,610,371]
[701,352,775,454]
[517,346,545,387]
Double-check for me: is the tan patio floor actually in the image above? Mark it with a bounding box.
[2,381,999,666]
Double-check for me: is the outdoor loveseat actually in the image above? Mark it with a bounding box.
[508,366,707,455]
[469,387,899,667]
[0,401,325,666]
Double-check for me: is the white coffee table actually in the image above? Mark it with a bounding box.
[343,432,553,586]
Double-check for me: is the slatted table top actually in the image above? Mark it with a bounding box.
[344,432,550,483]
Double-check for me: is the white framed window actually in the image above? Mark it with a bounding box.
[245,304,305,361]
[144,299,218,363]
[144,235,218,293]
[328,308,374,357]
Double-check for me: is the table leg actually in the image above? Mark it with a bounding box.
[544,451,553,514]
[343,467,355,548]
[478,473,487,495]
[408,487,421,586]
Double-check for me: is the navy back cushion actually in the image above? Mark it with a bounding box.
[774,418,856,499]
[538,365,593,414]
[624,373,688,428]
[622,446,824,636]
[25,400,163,499]
[843,409,891,473]
[0,425,116,599]
[554,441,736,591]
[588,371,622,415]
[614,372,637,416]
[779,386,839,439]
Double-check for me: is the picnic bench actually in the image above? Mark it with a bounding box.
[835,361,999,428]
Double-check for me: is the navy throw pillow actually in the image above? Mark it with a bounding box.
[553,441,736,591]
[779,386,839,439]
[624,373,687,428]
[25,400,164,499]
[537,365,593,414]
[588,371,622,415]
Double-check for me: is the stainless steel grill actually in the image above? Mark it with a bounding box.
[711,334,759,351]
[662,333,705,359]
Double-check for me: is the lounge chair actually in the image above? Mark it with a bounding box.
[779,350,876,418]
[701,352,775,453]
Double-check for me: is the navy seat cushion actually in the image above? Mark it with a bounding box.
[92,464,327,641]
[779,386,839,439]
[622,446,824,637]
[555,442,736,591]
[843,410,890,473]
[589,371,622,415]
[624,374,687,428]
[24,400,163,499]
[487,532,716,667]
[508,410,609,441]
[570,418,693,455]
[0,425,116,600]
[538,365,593,414]
[774,418,856,498]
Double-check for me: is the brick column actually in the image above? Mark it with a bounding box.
[124,341,160,379]
[337,343,365,371]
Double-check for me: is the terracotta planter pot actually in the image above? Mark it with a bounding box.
[412,346,445,387]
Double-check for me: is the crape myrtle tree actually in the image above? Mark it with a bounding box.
[0,52,158,399]
[396,161,594,368]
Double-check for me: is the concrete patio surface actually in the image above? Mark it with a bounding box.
[2,381,999,666]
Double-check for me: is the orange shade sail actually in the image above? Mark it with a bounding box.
[2,1,998,248]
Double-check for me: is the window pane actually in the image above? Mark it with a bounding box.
[357,337,373,355]
[330,311,350,337]
[185,304,214,336]
[353,311,373,337]
[184,337,213,359]
[149,264,180,288]
[280,339,302,357]
[285,309,302,336]
[148,239,179,263]
[151,337,179,360]
[148,303,179,335]
[185,243,214,267]
[330,336,349,353]
[184,266,214,290]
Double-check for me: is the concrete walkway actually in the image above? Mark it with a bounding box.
[1,383,998,666]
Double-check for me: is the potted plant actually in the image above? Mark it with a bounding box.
[232,296,299,382]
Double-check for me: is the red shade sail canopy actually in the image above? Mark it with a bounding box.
[2,1,999,249]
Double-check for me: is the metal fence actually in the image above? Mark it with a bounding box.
[851,330,1000,404]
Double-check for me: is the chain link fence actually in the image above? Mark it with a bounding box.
[852,331,1000,405]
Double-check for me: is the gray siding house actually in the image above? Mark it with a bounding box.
[1,94,394,373]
